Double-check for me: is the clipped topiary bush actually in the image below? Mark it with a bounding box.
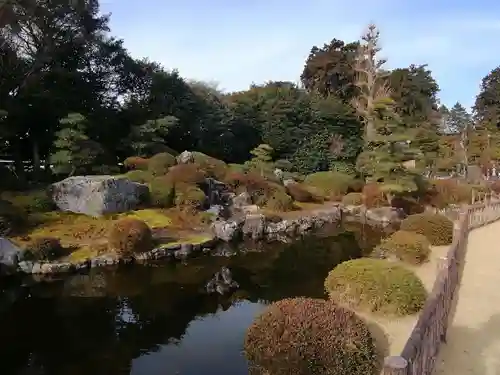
[174,182,207,209]
[286,183,315,202]
[224,171,285,205]
[400,212,453,245]
[26,237,64,261]
[375,230,431,264]
[108,218,153,256]
[303,171,355,200]
[341,192,363,206]
[147,152,176,176]
[166,163,207,184]
[324,258,427,315]
[149,176,175,208]
[244,297,378,375]
[124,170,153,184]
[264,190,294,212]
[123,156,150,170]
[192,151,228,180]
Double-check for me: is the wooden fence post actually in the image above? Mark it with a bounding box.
[383,356,408,375]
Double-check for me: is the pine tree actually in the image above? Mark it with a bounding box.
[352,24,421,202]
[246,144,274,176]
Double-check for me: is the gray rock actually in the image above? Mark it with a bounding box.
[274,168,284,181]
[241,205,259,214]
[174,243,193,260]
[177,150,194,164]
[17,260,34,274]
[242,214,266,240]
[365,206,405,226]
[232,192,252,209]
[283,178,296,186]
[0,237,21,275]
[50,175,149,217]
[31,262,42,274]
[211,219,242,242]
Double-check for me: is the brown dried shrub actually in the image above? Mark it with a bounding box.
[244,297,378,375]
[286,183,315,202]
[362,183,387,208]
[108,218,153,256]
[123,156,150,171]
[375,230,431,264]
[166,163,207,184]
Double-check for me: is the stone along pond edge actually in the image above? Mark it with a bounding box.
[11,204,402,277]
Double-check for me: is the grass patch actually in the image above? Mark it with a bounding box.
[160,234,214,247]
[120,209,172,228]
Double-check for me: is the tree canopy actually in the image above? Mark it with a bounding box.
[0,2,498,187]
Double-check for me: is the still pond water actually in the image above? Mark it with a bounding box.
[1,221,389,375]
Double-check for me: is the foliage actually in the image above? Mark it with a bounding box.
[324,258,427,315]
[286,183,316,202]
[0,199,27,236]
[108,218,153,256]
[2,190,54,213]
[166,163,207,184]
[49,113,104,176]
[123,156,150,170]
[149,177,175,208]
[244,297,378,375]
[400,213,453,245]
[147,152,176,176]
[426,179,473,207]
[264,190,294,212]
[224,171,285,205]
[245,144,274,175]
[124,170,153,184]
[341,192,363,206]
[173,183,206,209]
[191,151,228,180]
[362,183,387,208]
[128,116,178,156]
[26,237,64,261]
[375,230,431,264]
[303,171,355,199]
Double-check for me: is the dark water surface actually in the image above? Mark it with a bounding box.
[0,222,389,375]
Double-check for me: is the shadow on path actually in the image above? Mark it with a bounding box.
[435,313,500,375]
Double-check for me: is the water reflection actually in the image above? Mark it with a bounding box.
[0,222,388,375]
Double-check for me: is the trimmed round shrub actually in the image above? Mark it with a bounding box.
[166,163,207,184]
[174,183,207,208]
[108,218,153,255]
[264,190,294,212]
[149,177,175,208]
[341,192,363,206]
[400,213,453,245]
[303,171,355,200]
[27,237,64,261]
[324,258,427,315]
[286,183,315,202]
[124,170,153,184]
[426,179,473,208]
[147,152,176,176]
[123,156,149,170]
[224,171,285,205]
[244,297,378,375]
[375,230,431,264]
[192,151,228,180]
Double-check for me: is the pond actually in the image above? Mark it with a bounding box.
[0,221,391,375]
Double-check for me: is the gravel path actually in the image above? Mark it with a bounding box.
[434,221,500,375]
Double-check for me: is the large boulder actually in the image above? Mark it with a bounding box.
[50,176,149,217]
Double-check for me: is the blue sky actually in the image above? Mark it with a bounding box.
[100,0,500,110]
